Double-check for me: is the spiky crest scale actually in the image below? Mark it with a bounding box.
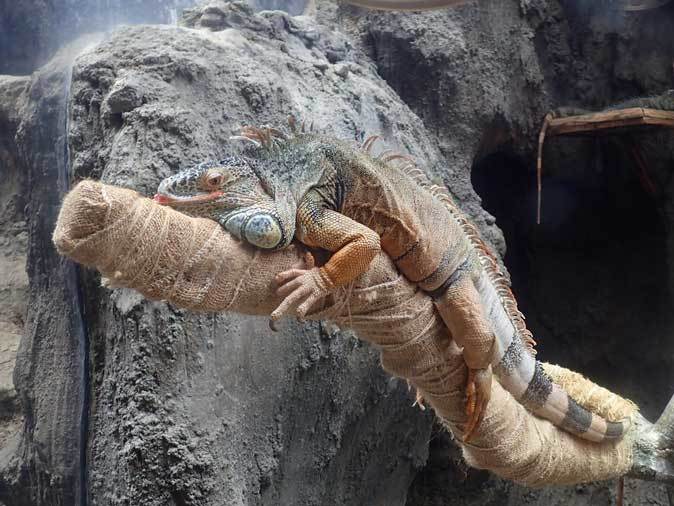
[361,135,380,153]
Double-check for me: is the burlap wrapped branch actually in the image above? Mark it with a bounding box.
[53,180,636,486]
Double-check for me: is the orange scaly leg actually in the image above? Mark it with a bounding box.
[272,204,381,321]
[433,275,496,442]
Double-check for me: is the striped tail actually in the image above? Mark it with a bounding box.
[476,269,631,442]
[381,152,632,442]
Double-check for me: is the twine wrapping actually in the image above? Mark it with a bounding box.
[53,180,634,486]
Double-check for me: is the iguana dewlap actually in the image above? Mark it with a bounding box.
[154,127,629,443]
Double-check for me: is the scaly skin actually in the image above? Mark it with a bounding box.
[154,126,631,443]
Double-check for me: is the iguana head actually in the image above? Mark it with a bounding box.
[154,156,296,249]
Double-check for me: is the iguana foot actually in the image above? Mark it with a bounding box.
[413,389,426,411]
[407,380,426,410]
[272,266,332,320]
[463,367,492,442]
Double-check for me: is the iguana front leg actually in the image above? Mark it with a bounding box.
[272,196,381,320]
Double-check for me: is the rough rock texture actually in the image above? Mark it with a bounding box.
[0,0,195,76]
[1,0,673,505]
[251,0,309,15]
[526,0,674,107]
[0,75,29,450]
[0,36,110,506]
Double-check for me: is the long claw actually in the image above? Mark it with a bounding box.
[463,367,492,443]
[412,389,426,411]
[475,397,488,431]
[465,371,477,417]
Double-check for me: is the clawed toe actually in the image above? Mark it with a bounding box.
[463,367,492,442]
[271,267,331,321]
[412,387,426,411]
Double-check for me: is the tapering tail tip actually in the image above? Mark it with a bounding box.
[558,398,633,443]
[605,418,632,440]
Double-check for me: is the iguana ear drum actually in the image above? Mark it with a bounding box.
[243,213,283,249]
[224,210,283,249]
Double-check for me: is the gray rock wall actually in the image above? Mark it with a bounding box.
[0,75,29,461]
[0,37,112,506]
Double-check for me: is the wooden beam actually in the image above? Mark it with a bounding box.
[547,108,674,136]
[623,0,672,11]
[536,107,674,224]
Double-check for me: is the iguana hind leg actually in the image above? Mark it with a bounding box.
[433,274,496,441]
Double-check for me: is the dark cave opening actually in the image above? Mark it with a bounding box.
[471,136,674,420]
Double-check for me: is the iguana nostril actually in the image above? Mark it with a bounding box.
[157,179,170,195]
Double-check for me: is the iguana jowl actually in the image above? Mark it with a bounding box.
[154,125,630,442]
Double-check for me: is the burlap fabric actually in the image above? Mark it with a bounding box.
[53,180,635,486]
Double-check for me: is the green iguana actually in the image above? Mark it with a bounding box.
[153,123,630,442]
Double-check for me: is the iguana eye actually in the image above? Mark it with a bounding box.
[204,172,225,189]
